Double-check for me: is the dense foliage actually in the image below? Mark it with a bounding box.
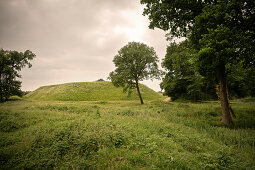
[161,41,255,101]
[0,49,35,102]
[161,40,217,101]
[227,63,255,98]
[109,42,161,104]
[141,0,255,125]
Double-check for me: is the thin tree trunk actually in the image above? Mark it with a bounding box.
[226,86,236,118]
[229,106,236,118]
[205,83,208,101]
[136,81,144,104]
[218,64,233,126]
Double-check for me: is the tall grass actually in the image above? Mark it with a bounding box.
[0,99,254,169]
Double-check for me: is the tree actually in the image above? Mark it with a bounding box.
[95,78,105,82]
[227,62,255,98]
[109,42,161,104]
[161,40,216,101]
[161,40,197,100]
[0,49,35,102]
[141,0,255,126]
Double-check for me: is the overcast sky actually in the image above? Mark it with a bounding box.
[0,0,168,92]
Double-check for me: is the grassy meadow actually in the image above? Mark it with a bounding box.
[0,97,254,169]
[25,82,161,101]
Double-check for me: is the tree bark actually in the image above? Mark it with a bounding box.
[136,81,144,104]
[226,86,236,118]
[218,64,233,126]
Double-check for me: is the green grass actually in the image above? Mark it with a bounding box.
[25,81,162,101]
[7,96,22,101]
[0,99,254,169]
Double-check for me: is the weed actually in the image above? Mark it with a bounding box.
[79,138,99,156]
[0,99,254,169]
[109,132,126,147]
[117,110,134,116]
[96,108,101,117]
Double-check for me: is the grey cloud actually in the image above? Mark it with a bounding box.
[1,0,167,91]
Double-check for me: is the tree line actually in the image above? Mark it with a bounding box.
[161,40,255,101]
[110,0,254,126]
[140,0,255,126]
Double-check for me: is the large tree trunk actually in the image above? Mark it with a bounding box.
[135,81,144,104]
[218,64,233,126]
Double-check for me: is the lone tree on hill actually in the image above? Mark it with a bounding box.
[0,49,35,102]
[109,42,161,104]
[141,0,255,126]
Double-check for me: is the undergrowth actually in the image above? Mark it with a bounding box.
[0,99,254,169]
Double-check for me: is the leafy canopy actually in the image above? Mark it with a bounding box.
[142,0,255,125]
[193,0,255,78]
[0,49,35,102]
[142,0,255,87]
[161,40,254,101]
[142,0,255,69]
[109,42,161,93]
[161,40,217,101]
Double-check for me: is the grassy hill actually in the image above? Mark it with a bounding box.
[25,81,162,101]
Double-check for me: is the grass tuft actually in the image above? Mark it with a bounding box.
[0,99,254,169]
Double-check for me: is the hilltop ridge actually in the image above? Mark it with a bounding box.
[26,81,161,101]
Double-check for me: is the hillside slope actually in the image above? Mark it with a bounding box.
[26,81,161,101]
